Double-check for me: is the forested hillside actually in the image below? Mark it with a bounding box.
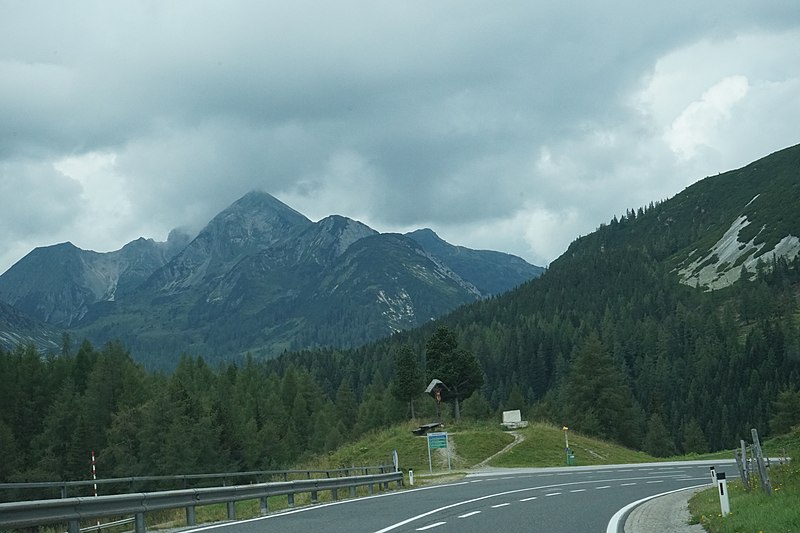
[2,145,799,482]
[269,144,800,453]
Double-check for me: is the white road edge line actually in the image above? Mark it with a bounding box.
[605,484,709,533]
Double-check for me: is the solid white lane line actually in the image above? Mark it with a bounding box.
[491,503,511,508]
[519,496,538,502]
[458,511,481,518]
[416,522,446,531]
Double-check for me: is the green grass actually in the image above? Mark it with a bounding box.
[307,420,516,475]
[688,462,800,532]
[308,419,743,475]
[688,427,800,532]
[489,422,657,467]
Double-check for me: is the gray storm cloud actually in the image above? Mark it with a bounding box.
[1,0,799,273]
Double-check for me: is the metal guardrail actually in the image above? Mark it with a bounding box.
[0,470,403,533]
[0,465,394,500]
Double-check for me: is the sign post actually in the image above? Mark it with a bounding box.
[562,426,573,465]
[427,432,450,473]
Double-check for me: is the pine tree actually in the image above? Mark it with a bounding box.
[563,334,642,447]
[391,345,423,419]
[425,326,484,422]
[681,417,709,454]
[769,389,800,434]
[643,413,677,457]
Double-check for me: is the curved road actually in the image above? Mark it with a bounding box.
[183,461,729,533]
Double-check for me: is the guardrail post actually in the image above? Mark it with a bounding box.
[368,483,374,495]
[135,512,146,533]
[186,505,196,526]
[349,485,356,498]
[226,501,236,520]
[68,519,80,533]
[260,496,268,515]
[332,488,338,500]
[287,493,295,508]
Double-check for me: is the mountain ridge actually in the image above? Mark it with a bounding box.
[0,191,543,365]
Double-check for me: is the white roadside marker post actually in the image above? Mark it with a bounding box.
[717,472,730,517]
[710,465,717,486]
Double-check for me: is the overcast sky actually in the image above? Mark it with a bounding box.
[2,1,799,274]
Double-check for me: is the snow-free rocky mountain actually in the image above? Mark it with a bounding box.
[0,192,544,365]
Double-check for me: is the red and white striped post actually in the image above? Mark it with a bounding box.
[91,451,99,527]
[91,450,98,497]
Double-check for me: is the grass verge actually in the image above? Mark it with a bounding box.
[688,427,800,532]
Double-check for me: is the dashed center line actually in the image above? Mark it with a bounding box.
[545,492,562,497]
[416,522,446,531]
[646,480,664,484]
[491,503,511,508]
[519,496,538,502]
[458,511,482,518]
[620,482,637,486]
[596,485,611,489]
[570,489,587,493]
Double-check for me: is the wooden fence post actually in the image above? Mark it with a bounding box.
[751,428,772,496]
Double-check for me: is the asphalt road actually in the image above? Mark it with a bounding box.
[182,462,728,533]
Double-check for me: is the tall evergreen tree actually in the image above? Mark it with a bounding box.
[563,334,642,447]
[681,417,709,454]
[643,413,677,457]
[425,326,484,422]
[769,389,800,434]
[391,345,423,419]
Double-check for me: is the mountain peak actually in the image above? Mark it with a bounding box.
[226,190,309,222]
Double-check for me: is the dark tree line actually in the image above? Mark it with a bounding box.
[0,326,483,482]
[2,205,800,481]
